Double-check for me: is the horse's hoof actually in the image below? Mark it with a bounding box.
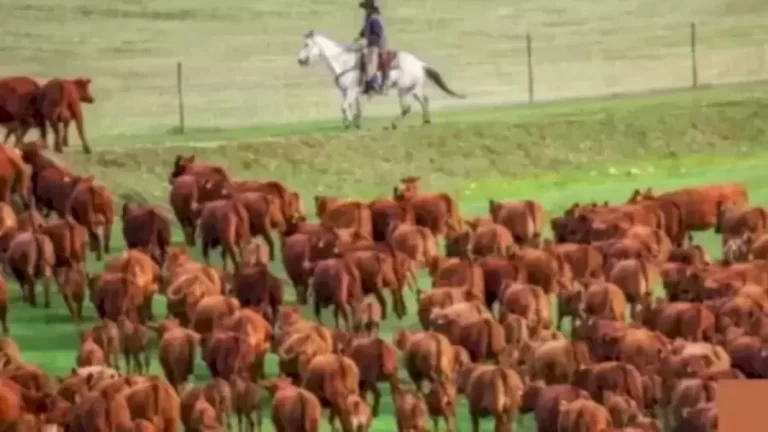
[390,123,398,130]
[423,120,432,125]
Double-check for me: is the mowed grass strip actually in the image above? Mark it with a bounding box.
[1,0,767,134]
[4,80,768,430]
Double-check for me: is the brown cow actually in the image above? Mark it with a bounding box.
[103,249,161,322]
[571,280,627,323]
[189,295,241,336]
[163,246,222,295]
[66,176,114,261]
[636,297,715,342]
[122,202,171,265]
[307,256,364,330]
[152,319,201,390]
[340,335,399,416]
[519,382,591,432]
[88,272,145,323]
[232,260,283,321]
[629,183,748,233]
[715,200,768,244]
[230,374,263,432]
[393,178,462,236]
[315,196,374,241]
[489,199,546,247]
[169,174,204,247]
[281,229,340,305]
[499,282,551,332]
[199,194,251,271]
[261,376,321,432]
[55,265,86,322]
[301,353,361,430]
[116,316,151,375]
[424,378,457,432]
[387,221,439,285]
[462,365,524,432]
[77,329,107,368]
[6,231,55,307]
[529,339,592,385]
[557,398,613,432]
[0,76,46,144]
[390,379,429,432]
[369,198,415,242]
[42,217,88,276]
[608,258,660,320]
[169,155,232,185]
[514,246,573,295]
[0,145,30,207]
[352,297,383,335]
[233,180,304,224]
[393,330,459,394]
[38,77,94,153]
[89,319,120,371]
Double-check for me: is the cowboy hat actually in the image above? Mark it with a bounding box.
[358,0,380,11]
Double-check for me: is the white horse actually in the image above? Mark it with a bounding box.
[297,30,465,130]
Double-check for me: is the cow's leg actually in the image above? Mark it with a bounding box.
[72,112,91,154]
[103,222,113,254]
[373,288,388,320]
[369,382,382,417]
[50,120,63,153]
[61,117,71,148]
[261,229,276,261]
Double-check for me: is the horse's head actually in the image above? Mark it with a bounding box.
[298,30,320,66]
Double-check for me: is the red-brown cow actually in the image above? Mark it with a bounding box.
[66,177,114,261]
[122,202,171,265]
[0,76,46,144]
[38,77,94,154]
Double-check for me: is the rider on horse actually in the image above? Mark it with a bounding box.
[355,0,387,95]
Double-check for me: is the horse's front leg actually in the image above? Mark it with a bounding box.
[390,89,412,130]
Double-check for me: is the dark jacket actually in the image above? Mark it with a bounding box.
[358,12,385,48]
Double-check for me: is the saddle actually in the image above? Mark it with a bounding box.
[361,49,397,75]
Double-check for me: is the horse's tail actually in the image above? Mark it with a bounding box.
[423,66,466,99]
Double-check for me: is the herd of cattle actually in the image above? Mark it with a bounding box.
[0,144,766,432]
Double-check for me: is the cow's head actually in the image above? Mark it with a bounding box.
[73,77,94,103]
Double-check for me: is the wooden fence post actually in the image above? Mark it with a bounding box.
[176,61,185,134]
[690,22,698,88]
[526,32,534,103]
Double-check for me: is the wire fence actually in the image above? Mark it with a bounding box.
[3,11,766,138]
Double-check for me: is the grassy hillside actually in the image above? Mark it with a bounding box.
[1,0,767,136]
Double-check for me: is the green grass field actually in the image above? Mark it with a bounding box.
[2,0,768,429]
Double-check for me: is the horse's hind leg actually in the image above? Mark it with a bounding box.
[390,90,412,130]
[413,92,430,125]
[353,98,362,129]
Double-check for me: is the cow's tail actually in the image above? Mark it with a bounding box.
[493,367,510,416]
[433,333,447,383]
[423,65,466,99]
[415,226,433,270]
[524,200,540,246]
[439,194,462,234]
[33,233,46,278]
[665,200,687,246]
[638,257,651,299]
